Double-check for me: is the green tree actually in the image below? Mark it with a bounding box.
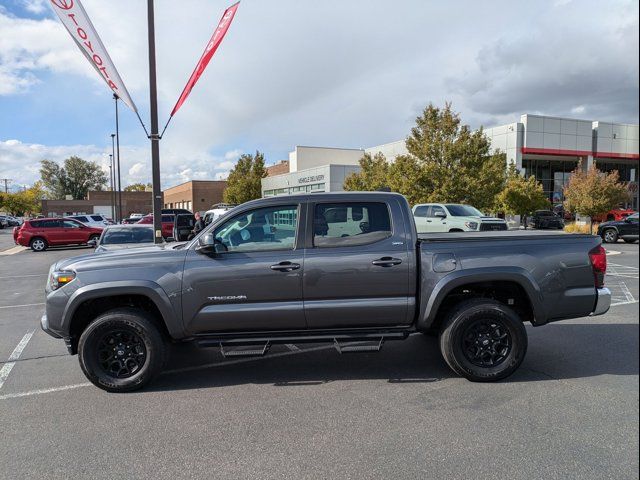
[223,151,267,204]
[343,103,506,210]
[40,156,108,200]
[344,152,391,191]
[496,163,549,228]
[124,182,152,192]
[564,163,630,233]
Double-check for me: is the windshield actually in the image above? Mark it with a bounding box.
[445,205,483,217]
[102,227,154,244]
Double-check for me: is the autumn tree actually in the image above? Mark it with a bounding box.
[344,103,506,209]
[40,157,108,199]
[223,151,267,205]
[0,182,46,216]
[124,183,152,192]
[563,163,630,233]
[496,163,549,228]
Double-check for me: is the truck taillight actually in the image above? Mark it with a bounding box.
[589,245,607,288]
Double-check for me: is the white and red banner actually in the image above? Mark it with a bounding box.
[49,0,138,112]
[170,2,240,116]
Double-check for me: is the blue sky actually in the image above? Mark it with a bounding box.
[1,0,638,192]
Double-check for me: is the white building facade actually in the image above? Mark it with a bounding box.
[262,114,639,209]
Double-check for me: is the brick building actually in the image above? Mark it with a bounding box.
[41,191,156,219]
[266,160,290,176]
[162,180,227,213]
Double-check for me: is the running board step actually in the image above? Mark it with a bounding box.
[219,342,270,358]
[334,337,384,354]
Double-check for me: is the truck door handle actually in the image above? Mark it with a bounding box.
[270,261,300,272]
[372,257,402,267]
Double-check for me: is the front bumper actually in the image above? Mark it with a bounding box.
[40,314,62,338]
[590,288,612,316]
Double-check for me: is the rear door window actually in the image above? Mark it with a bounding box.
[90,215,104,221]
[313,202,391,248]
[44,220,61,228]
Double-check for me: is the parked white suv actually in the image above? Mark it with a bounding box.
[412,203,507,233]
[67,214,111,228]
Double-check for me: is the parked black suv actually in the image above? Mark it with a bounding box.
[597,212,639,243]
[527,210,564,229]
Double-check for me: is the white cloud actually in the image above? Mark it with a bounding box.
[0,0,638,187]
[0,138,234,189]
[22,1,48,15]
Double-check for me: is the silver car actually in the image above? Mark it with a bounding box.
[90,224,162,252]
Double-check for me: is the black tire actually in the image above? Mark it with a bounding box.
[439,299,527,382]
[623,239,638,244]
[30,237,48,252]
[78,308,166,392]
[602,228,618,244]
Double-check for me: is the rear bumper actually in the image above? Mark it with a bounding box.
[590,288,611,316]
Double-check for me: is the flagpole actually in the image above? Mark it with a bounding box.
[147,0,163,243]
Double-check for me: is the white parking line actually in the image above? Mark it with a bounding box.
[0,273,47,280]
[0,246,28,256]
[0,302,45,309]
[0,330,35,390]
[0,343,337,401]
[0,383,91,401]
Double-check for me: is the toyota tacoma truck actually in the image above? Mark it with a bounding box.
[41,192,611,392]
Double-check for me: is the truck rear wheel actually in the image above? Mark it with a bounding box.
[439,299,527,382]
[78,308,166,392]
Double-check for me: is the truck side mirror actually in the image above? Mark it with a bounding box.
[196,233,215,253]
[87,238,97,247]
[434,211,447,219]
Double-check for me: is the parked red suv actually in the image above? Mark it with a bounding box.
[136,214,175,239]
[15,218,103,251]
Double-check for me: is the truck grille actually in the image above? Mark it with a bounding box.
[479,223,507,231]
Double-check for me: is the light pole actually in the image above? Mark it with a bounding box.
[108,159,114,220]
[147,0,163,243]
[110,132,116,221]
[113,95,123,223]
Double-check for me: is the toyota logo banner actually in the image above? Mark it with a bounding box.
[49,0,138,113]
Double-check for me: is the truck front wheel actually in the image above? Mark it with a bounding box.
[439,299,527,382]
[78,308,167,392]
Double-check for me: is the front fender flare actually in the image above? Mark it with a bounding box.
[418,267,546,330]
[62,280,185,339]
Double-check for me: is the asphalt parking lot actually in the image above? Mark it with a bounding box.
[0,227,638,480]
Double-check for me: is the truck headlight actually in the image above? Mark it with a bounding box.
[50,271,76,290]
[465,221,479,230]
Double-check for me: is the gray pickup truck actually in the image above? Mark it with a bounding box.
[41,192,611,392]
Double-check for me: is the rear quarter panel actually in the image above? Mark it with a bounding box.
[417,233,601,328]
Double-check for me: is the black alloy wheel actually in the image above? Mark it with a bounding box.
[461,319,512,367]
[439,298,527,382]
[96,328,147,378]
[78,308,166,392]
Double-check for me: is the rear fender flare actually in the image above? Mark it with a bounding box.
[418,267,545,329]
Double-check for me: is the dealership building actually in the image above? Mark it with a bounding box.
[262,114,639,210]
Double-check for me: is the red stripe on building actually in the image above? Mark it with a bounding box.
[521,147,592,157]
[593,152,640,160]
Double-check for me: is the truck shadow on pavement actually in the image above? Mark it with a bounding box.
[147,323,639,392]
